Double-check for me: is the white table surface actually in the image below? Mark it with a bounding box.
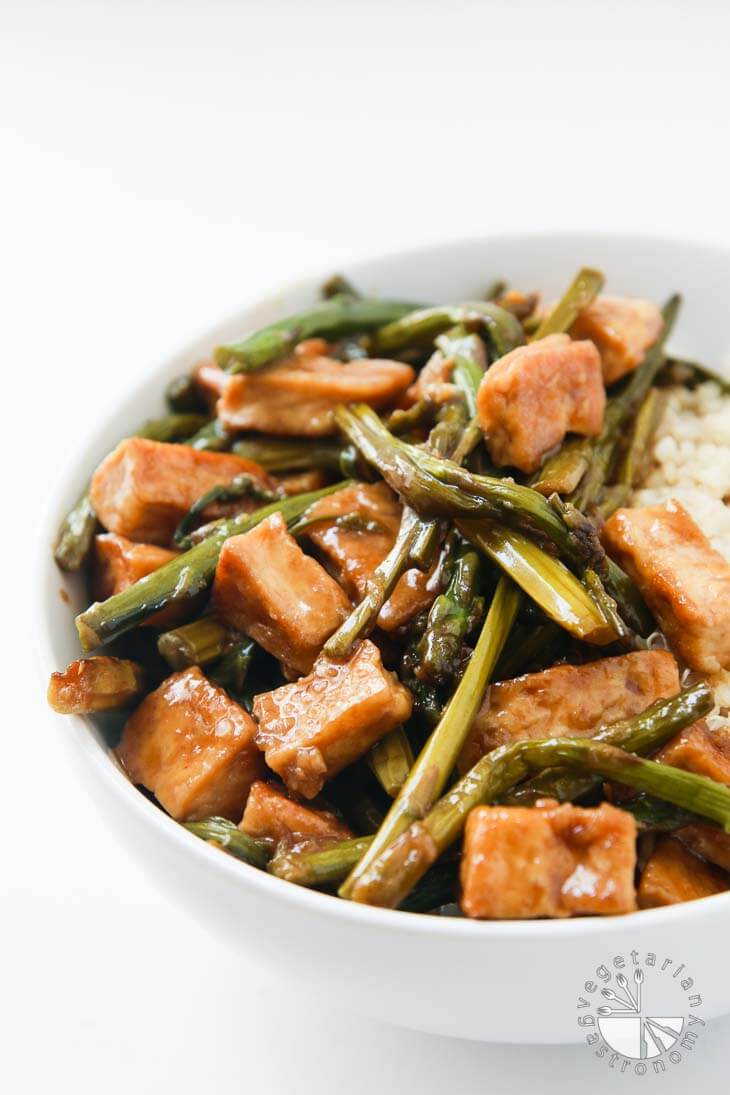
[3,2,730,1091]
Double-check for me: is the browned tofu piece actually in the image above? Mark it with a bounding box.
[460,801,637,918]
[637,837,730,908]
[476,334,605,473]
[253,640,412,798]
[677,824,730,873]
[217,340,415,437]
[405,350,459,406]
[570,296,663,384]
[48,656,145,714]
[270,469,330,496]
[657,720,730,784]
[459,649,680,772]
[117,667,263,821]
[90,437,271,545]
[602,499,730,673]
[305,482,437,633]
[240,780,353,846]
[92,532,180,627]
[211,512,350,678]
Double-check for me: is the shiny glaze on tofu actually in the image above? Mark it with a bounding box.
[117,666,263,821]
[305,482,437,633]
[93,532,179,627]
[476,334,605,473]
[460,800,637,918]
[459,649,680,772]
[602,499,730,673]
[637,836,730,908]
[211,512,351,678]
[47,656,145,714]
[657,720,730,784]
[570,296,663,384]
[240,780,353,846]
[217,340,415,437]
[252,639,413,798]
[90,437,271,545]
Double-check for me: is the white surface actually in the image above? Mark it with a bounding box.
[3,0,730,1090]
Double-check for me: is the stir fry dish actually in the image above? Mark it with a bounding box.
[48,269,730,919]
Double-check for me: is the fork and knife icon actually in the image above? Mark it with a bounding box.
[598,968,680,1057]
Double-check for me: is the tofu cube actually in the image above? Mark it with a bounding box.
[117,667,264,820]
[638,836,730,908]
[240,780,353,845]
[570,296,663,384]
[253,640,412,798]
[211,512,351,678]
[460,801,637,918]
[93,532,180,627]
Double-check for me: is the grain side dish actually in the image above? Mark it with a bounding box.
[48,269,730,918]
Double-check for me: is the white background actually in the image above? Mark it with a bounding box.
[3,1,730,1091]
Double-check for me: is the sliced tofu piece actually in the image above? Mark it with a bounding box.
[90,437,271,545]
[637,836,730,908]
[656,720,730,784]
[305,482,437,633]
[217,341,415,437]
[48,656,145,714]
[459,649,680,772]
[93,532,180,626]
[240,780,353,846]
[405,351,458,406]
[211,512,351,678]
[570,296,663,384]
[602,499,730,673]
[476,334,605,473]
[677,823,730,873]
[460,800,637,918]
[117,666,263,821]
[253,639,412,798]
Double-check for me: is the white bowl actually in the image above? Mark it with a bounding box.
[39,232,730,1044]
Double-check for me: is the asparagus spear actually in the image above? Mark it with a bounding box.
[53,412,212,572]
[369,727,414,798]
[157,617,230,669]
[593,388,665,521]
[165,374,207,413]
[47,655,145,714]
[416,543,483,684]
[172,473,282,548]
[215,296,421,373]
[270,836,371,886]
[504,681,713,805]
[340,576,520,900]
[620,795,708,832]
[372,301,524,360]
[351,683,715,908]
[532,267,605,339]
[184,817,273,868]
[531,439,592,497]
[232,437,343,473]
[75,481,352,650]
[457,520,617,644]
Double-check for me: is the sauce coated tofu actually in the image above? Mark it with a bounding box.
[602,500,730,673]
[570,296,663,384]
[460,801,637,918]
[459,649,680,772]
[253,640,413,798]
[637,837,730,908]
[217,341,415,437]
[117,667,263,821]
[48,656,145,714]
[93,532,180,627]
[305,482,437,633]
[90,437,271,545]
[657,720,730,784]
[405,349,465,406]
[240,780,353,846]
[677,823,730,874]
[211,512,351,678]
[476,334,605,473]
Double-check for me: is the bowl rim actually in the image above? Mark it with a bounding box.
[37,227,730,941]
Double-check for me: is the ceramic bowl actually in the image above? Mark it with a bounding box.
[39,232,730,1043]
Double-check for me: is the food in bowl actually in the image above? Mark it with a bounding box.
[47,267,730,920]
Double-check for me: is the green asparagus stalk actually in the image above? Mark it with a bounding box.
[232,437,343,473]
[532,267,605,340]
[372,301,524,360]
[157,617,230,669]
[351,683,715,908]
[504,681,714,805]
[531,439,592,497]
[270,835,371,886]
[340,576,520,900]
[369,727,415,798]
[457,520,617,644]
[209,636,257,698]
[184,817,273,868]
[620,795,708,832]
[492,620,562,681]
[416,543,483,684]
[53,412,212,572]
[215,296,421,373]
[165,374,207,413]
[172,473,282,548]
[75,481,352,650]
[185,418,235,452]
